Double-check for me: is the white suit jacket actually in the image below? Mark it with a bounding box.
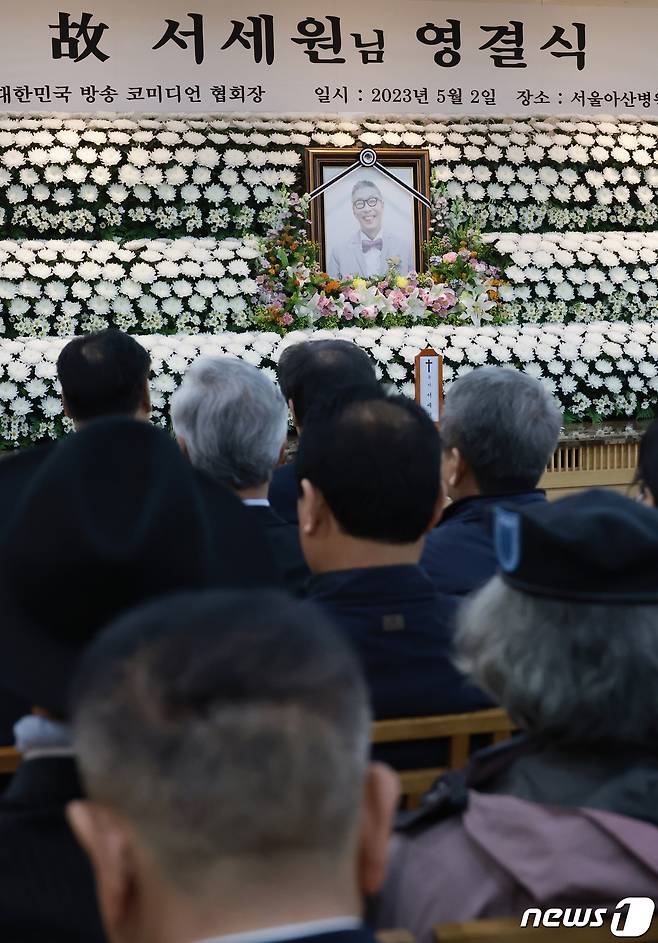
[327,229,414,279]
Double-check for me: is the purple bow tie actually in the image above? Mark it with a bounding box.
[362,238,383,253]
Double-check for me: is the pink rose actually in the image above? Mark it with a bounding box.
[442,251,458,263]
[280,313,293,325]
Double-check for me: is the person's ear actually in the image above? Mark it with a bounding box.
[357,763,399,897]
[276,443,287,467]
[176,435,189,460]
[298,478,324,537]
[67,800,140,940]
[442,447,467,489]
[61,393,71,420]
[141,380,151,420]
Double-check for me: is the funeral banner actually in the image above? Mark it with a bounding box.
[1,1,657,114]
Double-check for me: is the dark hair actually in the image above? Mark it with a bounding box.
[57,329,151,421]
[71,590,370,879]
[296,395,441,543]
[637,420,658,502]
[276,340,379,427]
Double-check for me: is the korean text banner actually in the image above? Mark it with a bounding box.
[1,1,656,114]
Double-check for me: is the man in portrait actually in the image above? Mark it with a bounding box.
[327,179,414,279]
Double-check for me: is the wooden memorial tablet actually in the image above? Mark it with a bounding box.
[414,347,443,424]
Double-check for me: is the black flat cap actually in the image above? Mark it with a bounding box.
[0,418,278,715]
[494,489,658,603]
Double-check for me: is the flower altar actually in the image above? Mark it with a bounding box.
[0,111,656,448]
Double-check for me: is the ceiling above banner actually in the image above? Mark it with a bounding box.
[2,1,657,115]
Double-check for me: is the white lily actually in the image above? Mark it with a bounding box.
[460,291,496,328]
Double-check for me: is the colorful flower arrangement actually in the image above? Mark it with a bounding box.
[252,192,509,331]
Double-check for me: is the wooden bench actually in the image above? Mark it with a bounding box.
[372,708,515,807]
[0,746,21,775]
[0,707,515,798]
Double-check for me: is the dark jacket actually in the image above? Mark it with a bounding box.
[269,462,298,524]
[246,504,309,596]
[0,446,55,743]
[0,756,106,942]
[379,738,658,936]
[308,565,491,766]
[421,491,546,598]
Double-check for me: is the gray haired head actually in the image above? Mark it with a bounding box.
[441,366,562,493]
[455,575,658,749]
[170,357,288,491]
[70,590,372,888]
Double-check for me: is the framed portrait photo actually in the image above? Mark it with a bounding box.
[305,147,431,280]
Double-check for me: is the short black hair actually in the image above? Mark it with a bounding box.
[57,329,151,422]
[276,340,379,427]
[637,419,658,503]
[296,395,441,543]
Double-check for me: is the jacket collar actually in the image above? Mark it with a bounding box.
[439,490,546,525]
[4,754,85,805]
[308,564,435,601]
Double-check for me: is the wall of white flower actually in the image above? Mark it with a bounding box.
[0,114,657,240]
[3,324,655,448]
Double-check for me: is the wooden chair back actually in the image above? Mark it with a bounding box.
[372,707,514,807]
[435,916,658,943]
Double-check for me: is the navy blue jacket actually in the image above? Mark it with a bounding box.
[269,461,298,524]
[421,491,546,599]
[308,564,490,721]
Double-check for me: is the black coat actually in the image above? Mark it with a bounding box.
[0,756,106,942]
[307,565,491,768]
[420,491,546,598]
[0,446,55,742]
[246,504,310,596]
[268,462,298,524]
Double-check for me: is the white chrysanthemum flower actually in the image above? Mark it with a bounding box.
[465,182,485,200]
[99,147,122,166]
[118,165,141,186]
[537,167,559,186]
[181,184,201,202]
[7,360,30,381]
[508,184,528,202]
[90,166,111,186]
[224,149,248,167]
[517,167,536,184]
[453,165,474,183]
[486,183,505,199]
[130,263,157,284]
[165,166,187,186]
[42,396,63,417]
[229,184,249,204]
[595,187,613,206]
[495,165,515,185]
[7,185,28,204]
[53,188,74,206]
